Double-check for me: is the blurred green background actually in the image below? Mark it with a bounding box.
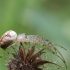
[0,0,69,70]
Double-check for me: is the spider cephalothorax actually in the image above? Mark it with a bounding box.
[6,43,62,70]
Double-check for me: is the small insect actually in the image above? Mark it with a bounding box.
[0,30,67,68]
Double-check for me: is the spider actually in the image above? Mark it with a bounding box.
[0,30,67,68]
